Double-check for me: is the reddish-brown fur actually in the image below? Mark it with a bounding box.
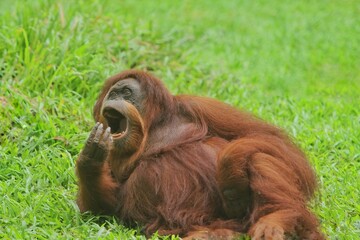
[76,70,324,239]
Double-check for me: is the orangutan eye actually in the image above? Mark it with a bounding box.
[121,87,132,96]
[108,90,117,99]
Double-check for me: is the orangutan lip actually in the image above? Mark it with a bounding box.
[103,108,128,137]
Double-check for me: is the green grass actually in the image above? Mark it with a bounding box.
[1,0,359,239]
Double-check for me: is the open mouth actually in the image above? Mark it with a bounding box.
[103,108,128,138]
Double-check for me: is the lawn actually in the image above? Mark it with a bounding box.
[0,0,359,239]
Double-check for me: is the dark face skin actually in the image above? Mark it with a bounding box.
[101,78,143,141]
[105,78,143,111]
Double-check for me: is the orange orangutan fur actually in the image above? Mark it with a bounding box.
[76,70,324,239]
